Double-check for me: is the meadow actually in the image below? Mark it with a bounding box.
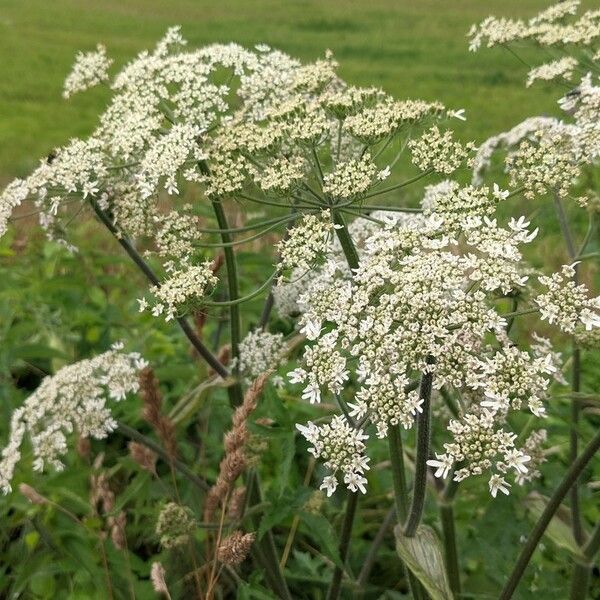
[0,0,561,181]
[0,2,599,599]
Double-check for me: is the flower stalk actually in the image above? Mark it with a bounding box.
[500,430,600,600]
[404,357,435,537]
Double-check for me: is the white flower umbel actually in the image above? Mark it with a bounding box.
[142,262,218,321]
[536,263,600,333]
[296,416,369,496]
[277,212,335,272]
[238,330,286,382]
[63,44,113,99]
[408,126,476,174]
[526,57,578,87]
[0,345,146,493]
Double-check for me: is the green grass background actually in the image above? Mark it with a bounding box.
[0,0,574,181]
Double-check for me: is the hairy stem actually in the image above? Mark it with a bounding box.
[389,425,409,522]
[439,503,460,596]
[404,357,435,537]
[332,211,360,270]
[210,198,243,405]
[326,491,359,600]
[500,430,600,600]
[387,426,424,599]
[90,198,229,379]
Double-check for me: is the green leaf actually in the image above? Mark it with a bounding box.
[300,512,343,569]
[395,524,453,600]
[257,488,311,540]
[523,491,583,557]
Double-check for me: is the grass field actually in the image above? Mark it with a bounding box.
[0,0,568,181]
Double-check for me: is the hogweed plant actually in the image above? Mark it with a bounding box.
[1,2,599,597]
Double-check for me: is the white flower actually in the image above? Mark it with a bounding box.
[505,449,531,474]
[302,382,321,404]
[301,319,322,341]
[427,453,453,479]
[489,474,511,498]
[448,108,466,121]
[344,472,368,494]
[0,348,145,493]
[492,183,509,200]
[320,475,338,497]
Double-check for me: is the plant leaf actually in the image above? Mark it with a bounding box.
[395,524,453,600]
[523,491,583,557]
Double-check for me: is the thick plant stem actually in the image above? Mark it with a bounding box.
[325,214,361,600]
[500,431,600,600]
[389,426,409,522]
[332,211,360,270]
[439,477,461,596]
[570,561,591,600]
[404,357,435,537]
[326,491,359,600]
[388,426,424,600]
[90,199,229,379]
[210,198,243,406]
[439,504,460,597]
[570,522,600,600]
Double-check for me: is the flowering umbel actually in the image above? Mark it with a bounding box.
[0,344,146,494]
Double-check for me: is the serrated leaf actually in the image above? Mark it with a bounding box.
[523,491,583,557]
[395,524,453,600]
[300,512,343,569]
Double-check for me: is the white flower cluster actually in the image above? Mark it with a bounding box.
[526,57,578,87]
[296,416,369,496]
[63,44,113,99]
[428,410,530,498]
[408,126,475,174]
[471,117,559,185]
[322,155,378,200]
[505,130,580,199]
[277,212,335,272]
[469,2,599,52]
[153,210,200,259]
[535,264,600,333]
[0,344,146,493]
[140,262,217,321]
[470,2,600,205]
[238,330,286,382]
[289,190,556,494]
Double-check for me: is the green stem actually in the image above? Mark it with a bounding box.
[439,503,460,597]
[404,357,435,537]
[389,426,409,522]
[90,198,229,379]
[362,169,434,200]
[500,430,600,600]
[209,197,244,406]
[326,491,359,600]
[570,523,600,600]
[196,214,295,235]
[388,425,425,600]
[202,271,278,307]
[332,211,360,270]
